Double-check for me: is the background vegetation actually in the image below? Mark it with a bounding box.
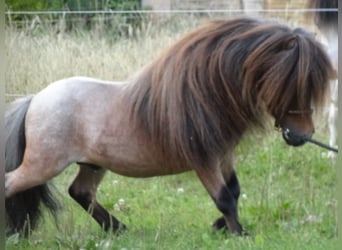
[6,0,141,12]
[6,0,142,35]
[5,6,337,250]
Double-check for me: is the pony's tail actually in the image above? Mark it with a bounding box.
[5,96,60,236]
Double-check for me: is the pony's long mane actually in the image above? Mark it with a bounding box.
[126,17,334,167]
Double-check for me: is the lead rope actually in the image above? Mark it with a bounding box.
[281,109,338,153]
[282,128,338,153]
[304,137,338,153]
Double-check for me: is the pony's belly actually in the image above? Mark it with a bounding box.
[105,160,191,178]
[80,137,190,177]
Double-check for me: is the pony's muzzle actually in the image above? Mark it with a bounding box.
[282,128,313,147]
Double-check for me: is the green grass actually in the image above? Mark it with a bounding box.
[5,133,337,250]
[5,17,337,249]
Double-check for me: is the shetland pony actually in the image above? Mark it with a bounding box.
[5,17,335,236]
[308,0,338,160]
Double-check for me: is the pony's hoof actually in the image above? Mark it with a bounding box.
[212,217,228,231]
[110,223,127,236]
[117,224,127,233]
[212,217,248,236]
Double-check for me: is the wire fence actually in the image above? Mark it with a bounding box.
[6,8,337,27]
[6,7,332,29]
[5,8,338,15]
[6,8,325,27]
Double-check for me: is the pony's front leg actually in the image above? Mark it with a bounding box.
[212,171,241,231]
[195,165,243,235]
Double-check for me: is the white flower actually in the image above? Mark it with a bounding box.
[118,198,125,206]
[114,198,126,211]
[305,214,322,224]
[114,204,120,211]
[177,188,184,193]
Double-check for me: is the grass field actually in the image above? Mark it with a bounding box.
[5,16,337,249]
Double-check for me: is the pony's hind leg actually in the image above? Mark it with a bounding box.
[68,163,126,233]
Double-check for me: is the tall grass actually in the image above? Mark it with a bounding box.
[5,15,337,249]
[5,14,213,99]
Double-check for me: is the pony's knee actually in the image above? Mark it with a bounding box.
[68,165,104,208]
[215,187,238,218]
[68,185,94,209]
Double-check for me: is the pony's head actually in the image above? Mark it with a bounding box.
[240,24,335,147]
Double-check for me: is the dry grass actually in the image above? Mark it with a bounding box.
[5,12,314,100]
[5,27,172,96]
[5,16,208,99]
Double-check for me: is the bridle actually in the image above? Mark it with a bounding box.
[274,108,313,129]
[287,109,313,115]
[275,109,338,153]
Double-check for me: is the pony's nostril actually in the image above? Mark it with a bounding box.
[283,128,291,140]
